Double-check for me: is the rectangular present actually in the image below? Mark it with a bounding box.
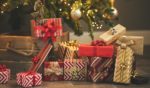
[0,65,10,84]
[44,61,64,81]
[78,44,114,58]
[99,24,126,45]
[64,59,87,81]
[16,72,42,88]
[88,57,114,82]
[113,46,134,84]
[119,36,144,55]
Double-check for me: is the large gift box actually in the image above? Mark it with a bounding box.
[78,44,114,58]
[88,57,114,82]
[0,65,10,84]
[113,44,134,84]
[99,24,126,45]
[64,59,87,81]
[17,72,42,88]
[44,61,64,81]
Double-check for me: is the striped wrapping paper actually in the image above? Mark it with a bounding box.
[88,57,115,82]
[57,41,79,59]
[64,59,87,81]
[113,46,134,84]
[16,72,42,88]
[0,69,10,84]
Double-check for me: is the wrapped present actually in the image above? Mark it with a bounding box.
[0,65,10,84]
[31,18,63,42]
[113,39,135,84]
[88,56,114,83]
[64,59,87,81]
[44,61,64,81]
[99,24,126,45]
[57,40,79,59]
[29,43,52,72]
[17,72,42,88]
[78,44,114,58]
[119,36,144,55]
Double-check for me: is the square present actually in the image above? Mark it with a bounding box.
[0,65,10,84]
[64,59,87,81]
[17,72,42,88]
[44,61,64,81]
[88,57,114,82]
[99,24,126,45]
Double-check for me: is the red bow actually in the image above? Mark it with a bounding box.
[0,65,7,71]
[91,40,106,46]
[32,56,40,64]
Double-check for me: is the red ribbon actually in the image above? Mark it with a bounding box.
[32,56,40,64]
[26,71,36,86]
[0,65,7,71]
[91,40,106,46]
[33,18,62,42]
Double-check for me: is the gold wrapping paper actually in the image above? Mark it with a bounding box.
[113,46,134,84]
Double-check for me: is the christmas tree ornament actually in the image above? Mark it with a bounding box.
[103,0,118,20]
[71,9,82,20]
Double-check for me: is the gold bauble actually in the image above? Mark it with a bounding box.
[71,9,82,20]
[103,7,118,20]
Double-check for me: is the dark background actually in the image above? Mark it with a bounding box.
[0,0,150,35]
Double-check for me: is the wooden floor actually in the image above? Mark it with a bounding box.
[0,46,150,88]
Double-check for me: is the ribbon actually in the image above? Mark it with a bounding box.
[33,18,62,42]
[26,71,36,86]
[71,66,79,80]
[32,56,40,64]
[91,40,106,46]
[0,64,7,71]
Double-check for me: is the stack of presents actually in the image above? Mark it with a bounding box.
[0,18,144,87]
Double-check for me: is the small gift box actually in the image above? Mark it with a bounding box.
[64,59,87,81]
[44,61,64,81]
[57,40,79,59]
[78,40,114,58]
[88,57,114,83]
[0,65,10,84]
[99,24,126,45]
[16,72,42,88]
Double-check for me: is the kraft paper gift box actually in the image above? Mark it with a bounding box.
[64,59,87,81]
[88,57,115,83]
[99,24,126,45]
[44,61,64,81]
[119,36,144,55]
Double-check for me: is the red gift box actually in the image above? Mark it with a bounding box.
[16,72,42,88]
[44,61,64,81]
[78,44,114,58]
[0,65,10,84]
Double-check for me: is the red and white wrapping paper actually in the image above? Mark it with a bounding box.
[44,61,64,81]
[17,72,42,88]
[64,59,87,81]
[0,65,10,84]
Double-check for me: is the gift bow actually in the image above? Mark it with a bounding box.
[116,36,135,49]
[34,19,62,42]
[0,65,7,71]
[32,56,40,64]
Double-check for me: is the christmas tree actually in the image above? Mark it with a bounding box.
[0,0,118,40]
